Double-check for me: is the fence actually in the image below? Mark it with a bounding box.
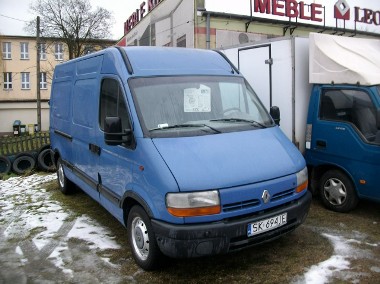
[0,132,50,156]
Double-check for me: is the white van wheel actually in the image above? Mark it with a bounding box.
[127,205,162,270]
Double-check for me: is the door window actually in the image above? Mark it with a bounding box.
[99,78,131,136]
[320,89,379,144]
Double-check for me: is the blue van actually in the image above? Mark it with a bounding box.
[50,47,311,270]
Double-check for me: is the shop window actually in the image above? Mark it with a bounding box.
[20,42,29,59]
[2,42,11,59]
[177,35,186,47]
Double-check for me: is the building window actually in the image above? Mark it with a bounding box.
[177,35,186,47]
[39,43,46,60]
[40,72,47,89]
[2,42,11,59]
[3,73,12,89]
[55,43,63,61]
[84,45,95,54]
[21,72,30,89]
[20,42,29,59]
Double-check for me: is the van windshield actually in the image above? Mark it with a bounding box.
[129,76,273,138]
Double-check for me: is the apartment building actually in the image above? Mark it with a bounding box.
[0,35,115,135]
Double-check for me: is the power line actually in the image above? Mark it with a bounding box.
[0,13,29,23]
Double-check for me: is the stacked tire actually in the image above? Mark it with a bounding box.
[12,152,36,175]
[36,145,56,172]
[0,144,56,176]
[0,156,12,176]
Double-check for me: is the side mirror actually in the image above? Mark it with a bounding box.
[270,106,280,126]
[104,116,131,146]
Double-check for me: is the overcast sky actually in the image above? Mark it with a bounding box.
[0,0,379,40]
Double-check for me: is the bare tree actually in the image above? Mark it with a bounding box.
[26,0,114,59]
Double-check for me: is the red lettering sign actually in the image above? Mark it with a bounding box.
[355,7,380,26]
[272,0,284,16]
[140,2,146,19]
[286,0,299,18]
[254,0,271,14]
[124,0,163,34]
[311,3,323,22]
[253,0,323,22]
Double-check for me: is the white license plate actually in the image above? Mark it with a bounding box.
[247,213,287,237]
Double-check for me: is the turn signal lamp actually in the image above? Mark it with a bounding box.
[296,167,308,193]
[166,190,221,217]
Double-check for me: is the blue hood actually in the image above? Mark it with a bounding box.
[152,127,305,191]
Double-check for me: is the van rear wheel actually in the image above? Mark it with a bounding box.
[127,205,162,270]
[57,158,73,194]
[319,169,358,213]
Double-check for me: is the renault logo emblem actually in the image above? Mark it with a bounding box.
[262,190,271,204]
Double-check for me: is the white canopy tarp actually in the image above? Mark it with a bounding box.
[309,32,380,86]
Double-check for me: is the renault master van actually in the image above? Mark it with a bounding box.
[50,46,311,270]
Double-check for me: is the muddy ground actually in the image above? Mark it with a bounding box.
[0,173,379,283]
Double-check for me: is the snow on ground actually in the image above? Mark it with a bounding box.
[1,174,378,283]
[0,173,123,281]
[293,228,379,284]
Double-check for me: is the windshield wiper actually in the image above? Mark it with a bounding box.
[149,123,221,133]
[210,118,267,128]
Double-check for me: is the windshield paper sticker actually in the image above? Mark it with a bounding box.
[184,85,211,112]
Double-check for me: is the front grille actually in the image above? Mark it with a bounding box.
[271,188,294,202]
[223,198,260,212]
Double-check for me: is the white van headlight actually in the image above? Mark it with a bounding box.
[296,167,308,193]
[166,190,221,217]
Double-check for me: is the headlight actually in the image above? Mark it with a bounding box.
[296,167,308,193]
[166,190,221,217]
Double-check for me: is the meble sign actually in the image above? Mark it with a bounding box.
[123,0,380,36]
[124,0,163,34]
[254,0,380,27]
[253,0,323,22]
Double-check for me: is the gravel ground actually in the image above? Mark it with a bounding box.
[0,173,379,283]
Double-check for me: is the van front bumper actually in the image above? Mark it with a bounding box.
[151,191,312,258]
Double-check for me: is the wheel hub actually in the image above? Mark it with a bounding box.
[324,178,347,205]
[134,226,144,249]
[131,217,150,260]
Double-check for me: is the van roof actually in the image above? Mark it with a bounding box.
[120,46,239,76]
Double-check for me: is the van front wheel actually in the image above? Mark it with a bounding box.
[319,170,358,213]
[127,205,162,270]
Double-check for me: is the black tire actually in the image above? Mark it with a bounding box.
[57,158,73,194]
[319,169,359,213]
[38,148,56,172]
[36,144,50,159]
[127,205,163,270]
[12,153,36,175]
[0,156,12,175]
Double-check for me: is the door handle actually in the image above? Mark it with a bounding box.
[89,143,101,155]
[316,140,326,149]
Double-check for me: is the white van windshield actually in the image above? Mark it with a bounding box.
[130,76,273,138]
